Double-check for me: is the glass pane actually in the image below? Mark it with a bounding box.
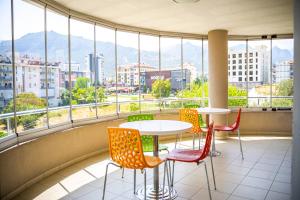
[181,39,204,107]
[14,0,47,132]
[228,40,247,107]
[116,31,139,114]
[46,9,70,126]
[95,26,116,116]
[203,40,209,106]
[271,39,293,108]
[140,34,160,111]
[248,40,271,107]
[70,19,96,120]
[160,37,181,110]
[0,0,15,138]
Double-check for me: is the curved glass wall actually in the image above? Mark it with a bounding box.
[0,0,294,142]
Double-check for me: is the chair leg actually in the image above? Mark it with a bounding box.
[210,152,217,190]
[212,130,216,154]
[121,168,125,178]
[133,169,136,194]
[168,161,172,186]
[204,162,212,200]
[102,162,120,200]
[143,169,147,200]
[238,129,244,160]
[171,161,175,187]
[163,162,167,194]
[166,162,172,200]
[193,133,195,150]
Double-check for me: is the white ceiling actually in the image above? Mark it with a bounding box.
[53,0,293,36]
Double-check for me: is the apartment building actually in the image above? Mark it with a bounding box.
[272,60,293,83]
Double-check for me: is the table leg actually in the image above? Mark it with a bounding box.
[208,114,222,157]
[135,135,177,199]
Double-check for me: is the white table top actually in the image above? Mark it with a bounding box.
[119,120,192,136]
[196,107,231,114]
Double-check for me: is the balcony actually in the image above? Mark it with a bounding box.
[0,0,298,200]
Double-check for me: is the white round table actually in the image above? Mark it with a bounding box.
[196,107,231,156]
[120,120,192,200]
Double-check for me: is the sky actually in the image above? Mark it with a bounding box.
[0,0,294,52]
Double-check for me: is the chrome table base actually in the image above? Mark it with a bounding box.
[135,185,177,200]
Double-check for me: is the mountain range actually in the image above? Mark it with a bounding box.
[0,31,293,76]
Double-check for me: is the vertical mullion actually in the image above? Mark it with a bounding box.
[246,39,249,108]
[180,37,184,108]
[115,29,118,116]
[159,35,162,111]
[11,0,18,136]
[201,38,204,107]
[270,38,273,107]
[68,16,73,123]
[138,33,141,113]
[44,5,49,128]
[94,23,98,118]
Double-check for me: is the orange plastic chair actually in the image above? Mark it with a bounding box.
[214,108,244,159]
[177,109,206,149]
[102,127,172,200]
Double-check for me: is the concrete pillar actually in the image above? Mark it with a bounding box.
[292,0,300,199]
[208,30,228,139]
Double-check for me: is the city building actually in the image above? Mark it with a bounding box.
[228,45,270,87]
[85,53,104,85]
[272,60,293,83]
[117,63,156,87]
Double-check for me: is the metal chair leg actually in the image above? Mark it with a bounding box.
[238,129,244,160]
[193,133,195,149]
[143,169,147,200]
[166,161,172,200]
[121,168,125,178]
[171,161,175,187]
[102,162,121,200]
[163,162,167,194]
[168,160,172,186]
[204,162,212,200]
[209,152,217,190]
[133,169,136,194]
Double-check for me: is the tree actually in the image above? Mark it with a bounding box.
[2,93,46,130]
[152,79,171,98]
[75,77,90,89]
[276,79,293,96]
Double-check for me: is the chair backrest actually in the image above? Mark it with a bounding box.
[107,127,148,169]
[199,122,214,160]
[179,109,202,133]
[128,114,154,122]
[231,108,242,131]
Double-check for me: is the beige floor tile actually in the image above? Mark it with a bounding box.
[227,195,251,200]
[191,188,229,200]
[224,165,251,176]
[60,170,96,192]
[232,185,268,200]
[241,177,272,190]
[76,189,117,200]
[173,182,201,199]
[274,173,291,183]
[265,191,291,200]
[270,181,291,194]
[247,169,276,181]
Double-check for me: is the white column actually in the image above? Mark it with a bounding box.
[208,30,228,139]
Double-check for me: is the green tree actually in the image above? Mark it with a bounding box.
[276,79,293,96]
[152,79,171,98]
[228,84,247,106]
[2,93,46,130]
[75,77,90,89]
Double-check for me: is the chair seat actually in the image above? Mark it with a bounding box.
[145,156,164,168]
[214,125,234,132]
[166,149,202,163]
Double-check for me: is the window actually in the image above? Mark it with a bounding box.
[96,26,116,116]
[238,77,242,81]
[271,39,293,107]
[238,53,242,58]
[239,65,242,70]
[238,71,242,75]
[233,60,236,64]
[70,18,96,120]
[249,77,253,81]
[47,9,70,126]
[160,37,181,109]
[233,72,236,76]
[0,0,14,137]
[117,30,138,113]
[233,54,236,58]
[14,0,47,131]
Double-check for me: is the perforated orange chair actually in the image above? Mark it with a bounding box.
[177,109,206,149]
[214,108,244,159]
[102,127,172,200]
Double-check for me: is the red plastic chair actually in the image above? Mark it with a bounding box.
[165,122,216,200]
[214,108,244,159]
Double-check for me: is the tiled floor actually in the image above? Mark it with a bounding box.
[14,136,292,200]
